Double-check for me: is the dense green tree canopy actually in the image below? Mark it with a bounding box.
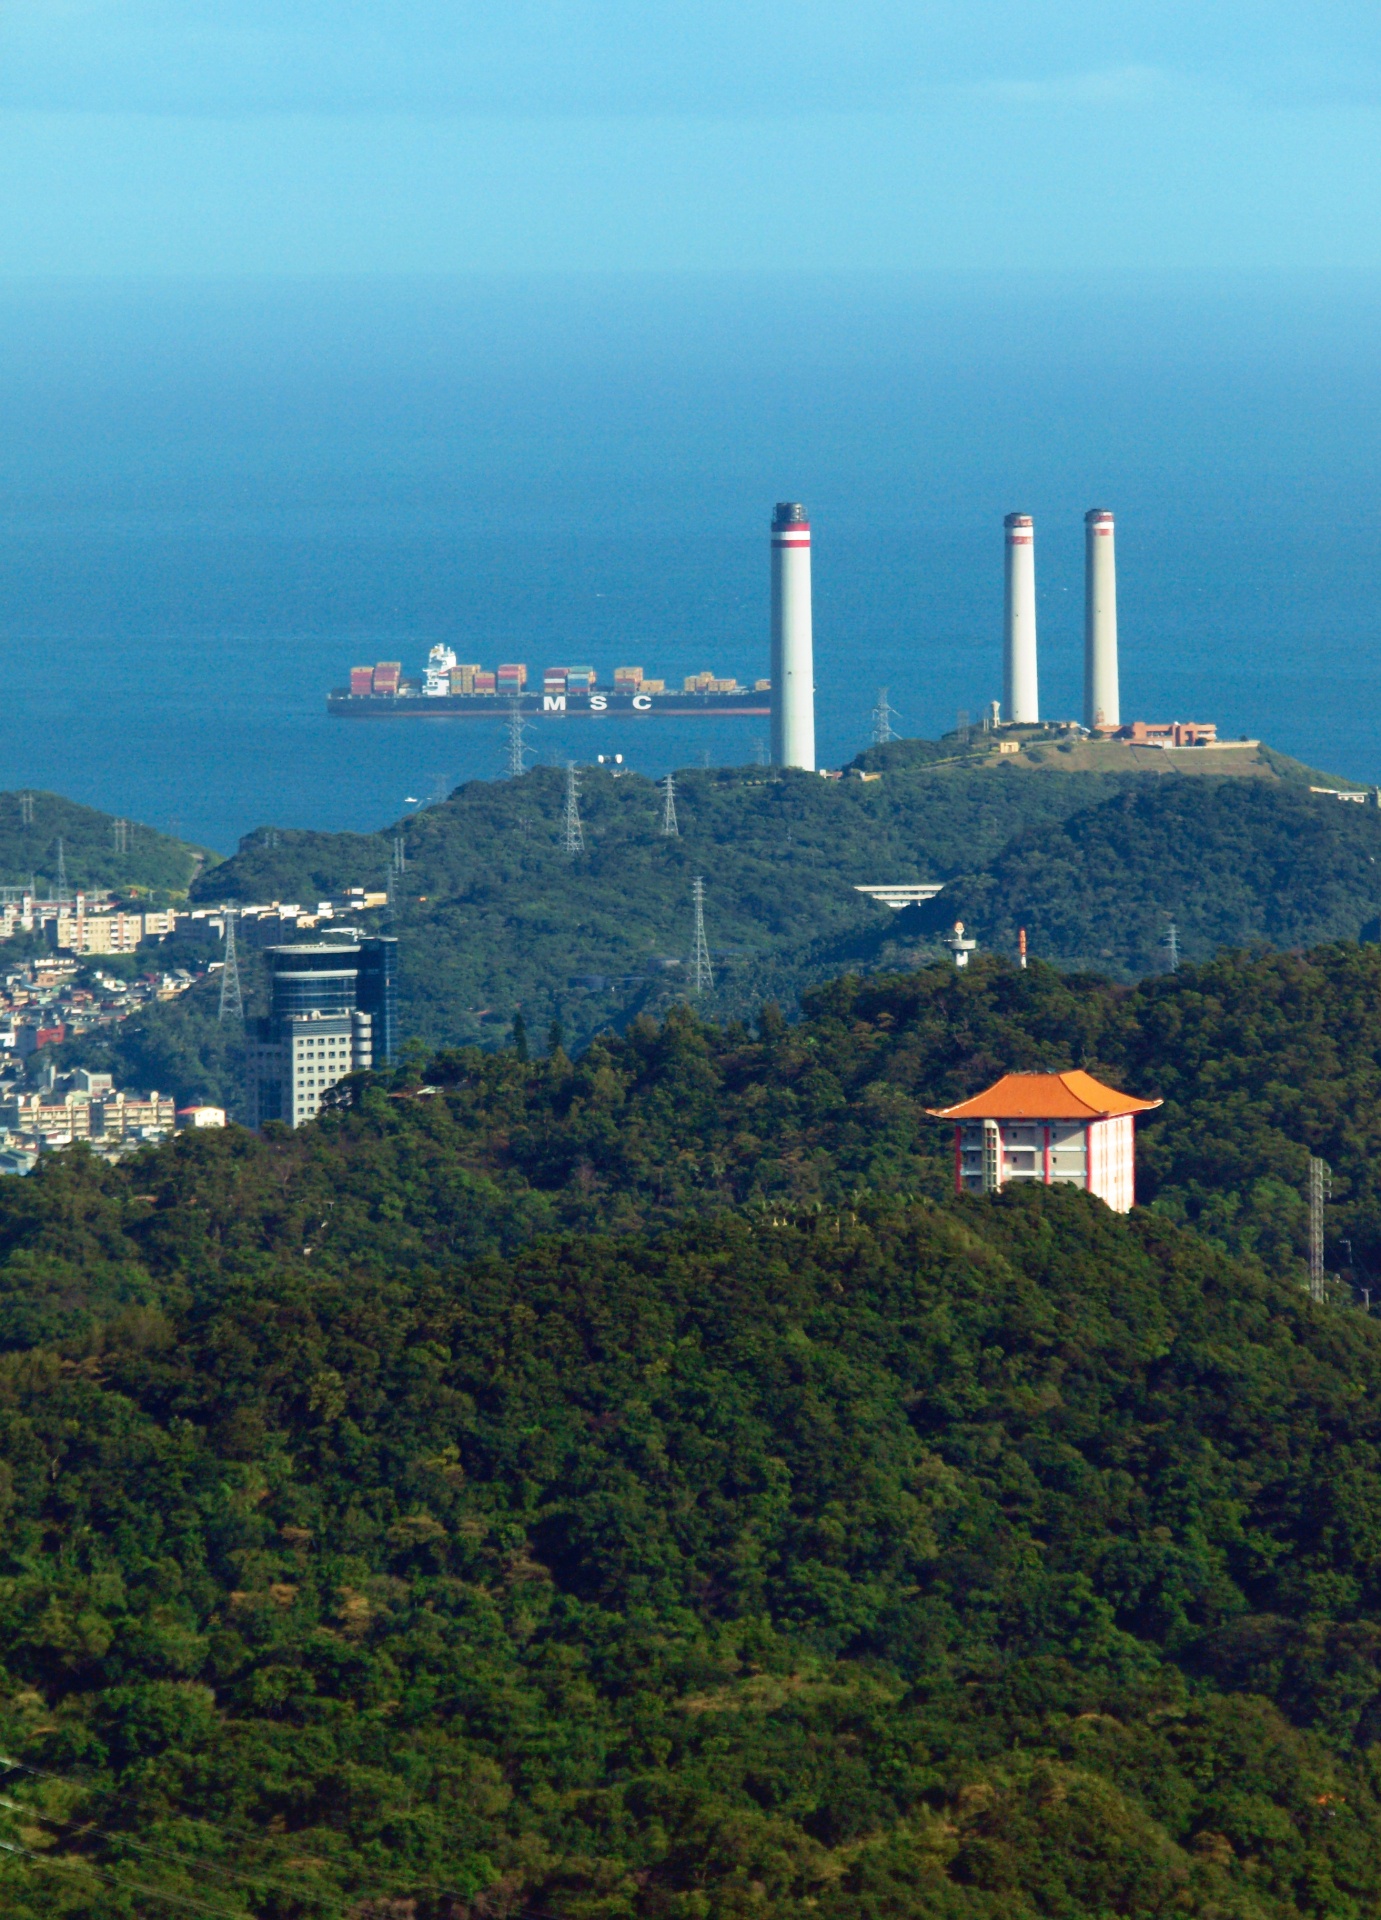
[0,790,208,898]
[5,947,1381,1914]
[3,1145,1381,1919]
[175,753,1381,1065]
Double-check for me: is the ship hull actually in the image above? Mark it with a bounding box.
[328,690,770,719]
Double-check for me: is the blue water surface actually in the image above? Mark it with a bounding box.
[0,272,1377,852]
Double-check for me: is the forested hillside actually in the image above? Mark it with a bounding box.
[0,790,209,899]
[181,748,1381,1060]
[902,779,1381,976]
[3,947,1381,1913]
[316,940,1381,1285]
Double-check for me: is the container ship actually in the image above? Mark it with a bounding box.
[328,650,771,719]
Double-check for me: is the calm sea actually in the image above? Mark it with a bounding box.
[0,272,1378,853]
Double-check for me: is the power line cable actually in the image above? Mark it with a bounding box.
[0,1833,249,1920]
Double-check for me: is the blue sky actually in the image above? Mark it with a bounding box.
[2,2,1381,274]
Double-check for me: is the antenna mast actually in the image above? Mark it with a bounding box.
[218,908,244,1025]
[660,772,679,837]
[563,762,585,854]
[690,877,714,994]
[1308,1156,1331,1303]
[871,687,900,745]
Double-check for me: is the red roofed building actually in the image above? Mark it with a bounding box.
[928,1070,1162,1213]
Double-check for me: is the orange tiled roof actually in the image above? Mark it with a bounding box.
[927,1070,1162,1122]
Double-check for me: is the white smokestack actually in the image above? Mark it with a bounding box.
[1002,512,1038,723]
[770,502,815,770]
[1084,508,1119,730]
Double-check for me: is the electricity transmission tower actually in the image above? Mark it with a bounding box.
[18,792,33,826]
[56,838,69,905]
[690,877,714,994]
[872,687,900,746]
[386,835,406,910]
[563,763,585,854]
[1309,1156,1331,1303]
[218,909,244,1025]
[506,701,533,779]
[1162,920,1180,972]
[113,818,130,855]
[660,772,679,837]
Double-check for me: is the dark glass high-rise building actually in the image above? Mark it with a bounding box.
[267,945,359,1020]
[250,935,398,1128]
[356,937,398,1066]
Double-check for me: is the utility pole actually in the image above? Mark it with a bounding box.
[660,772,679,837]
[218,908,244,1025]
[1308,1156,1331,1303]
[506,700,532,779]
[1163,920,1180,972]
[690,877,714,994]
[563,762,585,855]
[872,688,899,746]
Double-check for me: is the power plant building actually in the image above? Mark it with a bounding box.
[1084,509,1120,730]
[929,1069,1161,1213]
[249,937,398,1129]
[1002,514,1039,723]
[770,502,815,771]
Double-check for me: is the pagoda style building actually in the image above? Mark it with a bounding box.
[928,1070,1162,1213]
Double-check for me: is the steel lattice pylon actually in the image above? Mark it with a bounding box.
[563,763,585,854]
[1309,1155,1331,1303]
[690,877,714,994]
[218,908,244,1025]
[506,700,533,779]
[660,772,679,837]
[871,687,900,745]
